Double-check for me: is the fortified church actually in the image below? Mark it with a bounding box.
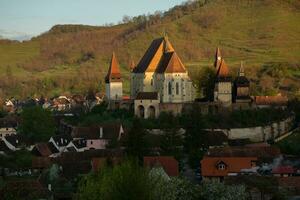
[104,36,253,118]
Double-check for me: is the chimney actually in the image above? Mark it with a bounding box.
[99,127,103,138]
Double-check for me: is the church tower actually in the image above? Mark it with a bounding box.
[105,52,123,101]
[213,49,232,106]
[234,62,251,103]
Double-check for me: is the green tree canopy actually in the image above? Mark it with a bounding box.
[19,106,55,142]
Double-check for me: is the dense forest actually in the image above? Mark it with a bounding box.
[0,0,300,99]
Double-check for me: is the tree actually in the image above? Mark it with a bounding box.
[19,106,55,142]
[124,118,148,158]
[182,104,208,168]
[160,128,183,160]
[78,159,201,200]
[193,66,215,100]
[200,181,249,200]
[78,159,153,200]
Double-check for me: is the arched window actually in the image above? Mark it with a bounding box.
[168,82,172,95]
[176,82,179,95]
[148,106,156,118]
[138,105,145,118]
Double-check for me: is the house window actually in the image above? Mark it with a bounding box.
[176,82,179,95]
[218,164,226,170]
[168,82,172,95]
[90,141,93,145]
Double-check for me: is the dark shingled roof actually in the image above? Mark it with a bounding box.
[206,146,281,159]
[71,138,87,149]
[4,134,30,147]
[71,122,123,140]
[135,92,158,100]
[133,38,164,73]
[0,140,10,153]
[51,134,72,147]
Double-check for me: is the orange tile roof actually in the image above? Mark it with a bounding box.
[216,59,229,77]
[254,94,288,105]
[162,52,187,73]
[144,156,179,176]
[133,37,185,74]
[201,157,257,177]
[105,52,121,83]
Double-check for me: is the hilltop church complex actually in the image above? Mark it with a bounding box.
[104,36,286,118]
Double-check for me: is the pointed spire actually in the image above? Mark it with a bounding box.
[130,59,135,72]
[163,33,174,53]
[239,61,245,77]
[216,59,229,77]
[214,47,222,69]
[105,52,121,83]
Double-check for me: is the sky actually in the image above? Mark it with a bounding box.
[0,0,185,40]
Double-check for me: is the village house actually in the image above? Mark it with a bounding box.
[201,146,281,182]
[0,116,19,140]
[272,166,296,177]
[0,127,17,140]
[64,138,87,152]
[71,122,125,150]
[49,134,72,152]
[52,96,72,111]
[2,134,30,151]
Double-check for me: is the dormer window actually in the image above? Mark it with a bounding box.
[216,161,227,171]
[218,164,226,170]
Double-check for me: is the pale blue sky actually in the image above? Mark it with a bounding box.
[0,0,185,40]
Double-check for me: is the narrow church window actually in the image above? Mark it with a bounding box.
[176,82,179,95]
[168,82,172,95]
[151,79,153,86]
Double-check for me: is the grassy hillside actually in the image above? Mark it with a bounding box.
[0,0,299,99]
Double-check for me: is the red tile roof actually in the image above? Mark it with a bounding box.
[91,157,122,172]
[254,94,288,106]
[272,166,295,174]
[105,52,121,83]
[156,52,187,73]
[144,156,179,177]
[216,59,229,77]
[201,157,257,177]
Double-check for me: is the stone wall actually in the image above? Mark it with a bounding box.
[208,116,295,142]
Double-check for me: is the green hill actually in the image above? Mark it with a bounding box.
[0,0,299,99]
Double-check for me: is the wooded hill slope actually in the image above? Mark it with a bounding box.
[0,0,299,99]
